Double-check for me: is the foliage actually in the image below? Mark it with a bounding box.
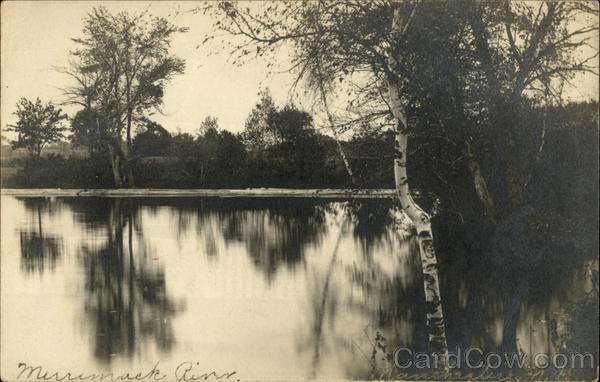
[201,1,597,204]
[238,94,351,187]
[70,108,109,155]
[198,116,220,136]
[62,6,187,186]
[240,88,278,151]
[267,105,314,144]
[69,6,187,123]
[7,98,68,158]
[6,154,114,188]
[4,101,597,196]
[133,118,171,157]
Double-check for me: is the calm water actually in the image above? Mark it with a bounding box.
[1,196,597,380]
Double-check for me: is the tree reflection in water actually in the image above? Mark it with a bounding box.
[301,217,348,379]
[12,196,596,378]
[18,198,63,274]
[125,197,595,379]
[63,198,183,363]
[295,200,597,379]
[149,198,332,283]
[297,203,428,379]
[221,199,329,283]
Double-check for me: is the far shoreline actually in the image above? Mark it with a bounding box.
[0,188,397,198]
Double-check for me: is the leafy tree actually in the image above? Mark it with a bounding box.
[196,126,247,187]
[7,98,68,158]
[198,116,220,136]
[241,91,316,149]
[168,132,197,159]
[465,2,599,215]
[63,6,187,187]
[132,118,171,157]
[201,0,597,216]
[240,88,278,151]
[70,109,109,156]
[243,102,340,188]
[267,105,314,144]
[212,130,247,186]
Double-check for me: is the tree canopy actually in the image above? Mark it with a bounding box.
[7,98,68,158]
[198,116,220,136]
[62,6,187,186]
[201,0,598,215]
[198,0,598,354]
[240,88,279,151]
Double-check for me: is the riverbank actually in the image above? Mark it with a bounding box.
[0,188,397,198]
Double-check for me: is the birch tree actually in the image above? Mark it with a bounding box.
[200,0,451,352]
[199,0,597,354]
[385,4,448,354]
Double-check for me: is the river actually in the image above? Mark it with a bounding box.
[1,196,596,380]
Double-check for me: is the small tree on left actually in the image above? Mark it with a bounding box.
[7,98,68,158]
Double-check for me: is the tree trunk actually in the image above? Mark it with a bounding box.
[469,13,525,215]
[501,99,525,212]
[465,141,496,224]
[125,111,135,187]
[504,144,524,211]
[101,113,123,188]
[328,119,355,186]
[387,6,448,355]
[107,143,123,188]
[315,63,356,186]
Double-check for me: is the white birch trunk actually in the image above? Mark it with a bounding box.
[315,63,356,185]
[387,6,448,355]
[322,94,356,186]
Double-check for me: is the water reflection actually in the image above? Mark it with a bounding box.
[345,199,406,253]
[222,200,328,282]
[18,198,63,274]
[73,199,182,363]
[149,198,331,282]
[4,196,596,380]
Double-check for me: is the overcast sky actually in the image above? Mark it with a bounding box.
[1,1,598,139]
[1,1,306,137]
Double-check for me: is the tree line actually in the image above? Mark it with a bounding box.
[4,91,596,195]
[5,86,384,189]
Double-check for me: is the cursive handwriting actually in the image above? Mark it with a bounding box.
[174,362,237,382]
[16,362,166,381]
[16,362,238,382]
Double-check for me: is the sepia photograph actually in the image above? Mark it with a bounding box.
[1,1,598,381]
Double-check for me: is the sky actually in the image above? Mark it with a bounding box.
[1,1,305,138]
[1,1,599,139]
